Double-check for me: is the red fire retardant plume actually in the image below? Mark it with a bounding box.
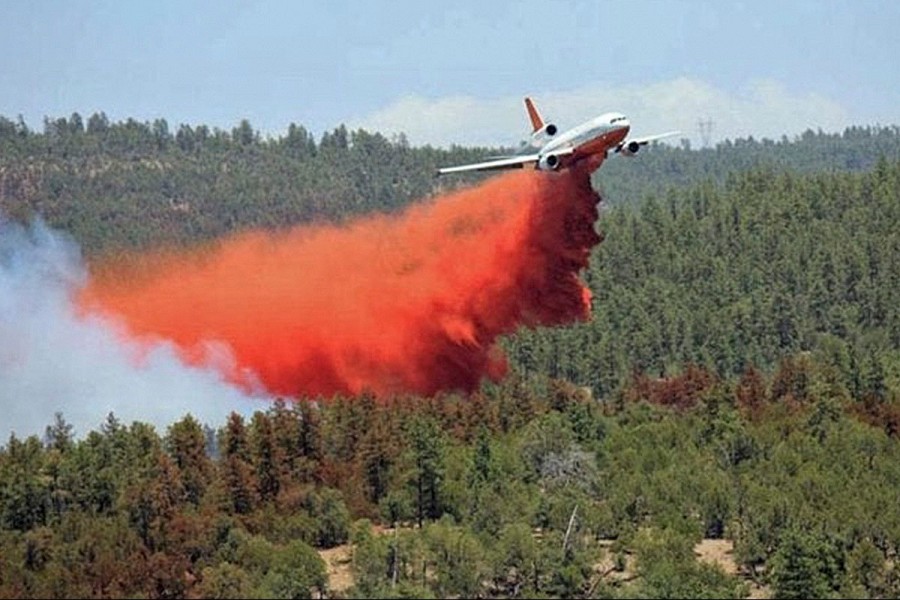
[79,163,602,398]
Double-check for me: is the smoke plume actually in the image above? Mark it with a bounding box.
[80,165,602,398]
[0,218,260,440]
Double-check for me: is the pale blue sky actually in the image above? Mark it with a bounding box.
[2,0,898,146]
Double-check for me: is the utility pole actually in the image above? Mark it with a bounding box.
[698,118,714,148]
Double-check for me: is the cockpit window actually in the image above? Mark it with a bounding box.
[611,116,627,124]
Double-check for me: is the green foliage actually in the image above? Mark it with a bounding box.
[3,114,898,259]
[256,539,327,599]
[196,562,254,599]
[0,435,50,531]
[2,375,900,597]
[305,487,351,548]
[166,414,212,505]
[626,528,748,599]
[405,415,446,527]
[844,538,886,598]
[422,517,487,598]
[0,114,497,255]
[212,528,326,598]
[768,528,841,599]
[3,114,900,597]
[506,158,900,406]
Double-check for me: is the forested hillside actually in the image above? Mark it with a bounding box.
[594,125,900,205]
[0,114,486,254]
[508,159,900,398]
[2,113,900,598]
[1,113,899,253]
[3,374,900,598]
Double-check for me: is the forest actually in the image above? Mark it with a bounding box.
[1,114,900,598]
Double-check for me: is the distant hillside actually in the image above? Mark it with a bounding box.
[593,125,900,205]
[507,159,900,400]
[2,112,898,401]
[1,113,898,254]
[0,115,488,254]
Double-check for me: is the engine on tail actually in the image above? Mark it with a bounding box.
[538,153,561,171]
[530,123,559,147]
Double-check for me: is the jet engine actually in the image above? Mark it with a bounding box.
[538,153,561,170]
[529,123,558,147]
[618,140,641,157]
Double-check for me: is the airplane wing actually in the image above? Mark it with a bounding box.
[437,153,541,175]
[615,131,681,154]
[630,131,681,145]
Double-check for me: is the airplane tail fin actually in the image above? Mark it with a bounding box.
[524,97,544,133]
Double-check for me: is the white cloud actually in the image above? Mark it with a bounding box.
[0,218,264,441]
[349,77,851,148]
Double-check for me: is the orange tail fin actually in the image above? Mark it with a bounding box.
[524,97,544,133]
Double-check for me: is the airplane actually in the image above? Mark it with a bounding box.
[437,97,679,175]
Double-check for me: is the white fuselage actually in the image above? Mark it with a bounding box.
[540,112,631,166]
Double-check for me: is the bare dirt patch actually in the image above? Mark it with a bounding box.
[319,544,354,594]
[694,538,738,574]
[694,538,770,599]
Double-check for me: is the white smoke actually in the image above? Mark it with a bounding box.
[0,217,263,442]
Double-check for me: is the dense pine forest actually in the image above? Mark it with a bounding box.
[2,114,898,253]
[2,114,900,598]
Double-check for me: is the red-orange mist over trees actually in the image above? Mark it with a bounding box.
[79,164,603,398]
